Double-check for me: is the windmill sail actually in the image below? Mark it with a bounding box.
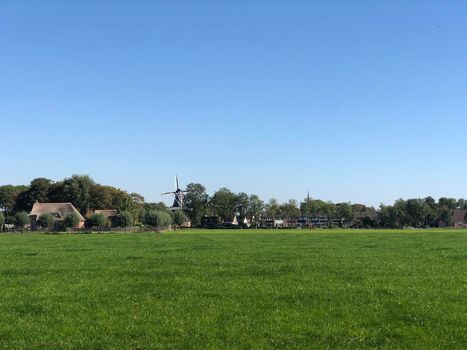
[162,176,189,211]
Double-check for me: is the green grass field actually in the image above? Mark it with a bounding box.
[0,229,466,349]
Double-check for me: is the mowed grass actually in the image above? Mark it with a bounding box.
[0,230,466,349]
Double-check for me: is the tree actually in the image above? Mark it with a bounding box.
[322,202,337,227]
[89,184,114,210]
[13,178,53,212]
[0,185,28,213]
[63,213,80,228]
[130,193,145,206]
[0,212,4,231]
[173,210,185,228]
[156,211,173,228]
[110,187,134,212]
[265,198,280,217]
[144,210,158,228]
[38,213,54,230]
[144,210,173,230]
[406,198,425,227]
[336,202,354,226]
[49,175,95,215]
[392,199,408,228]
[184,183,209,227]
[438,197,457,210]
[235,192,250,225]
[90,213,108,230]
[118,211,134,228]
[248,194,264,228]
[15,211,29,229]
[280,199,301,218]
[210,188,237,220]
[423,197,437,226]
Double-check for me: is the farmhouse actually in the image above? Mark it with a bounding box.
[30,202,85,229]
[452,209,467,228]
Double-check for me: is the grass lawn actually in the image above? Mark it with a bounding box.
[0,229,466,349]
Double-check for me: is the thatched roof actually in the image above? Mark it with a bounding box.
[94,209,118,217]
[30,202,85,221]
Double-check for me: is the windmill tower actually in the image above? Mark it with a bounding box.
[161,176,190,211]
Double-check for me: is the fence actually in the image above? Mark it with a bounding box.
[1,226,172,234]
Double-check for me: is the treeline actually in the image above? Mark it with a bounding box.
[183,185,467,228]
[0,175,177,229]
[1,176,466,230]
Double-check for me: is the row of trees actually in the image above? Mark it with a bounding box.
[1,176,466,230]
[0,209,182,232]
[183,184,376,227]
[379,197,467,228]
[183,184,466,228]
[0,175,138,215]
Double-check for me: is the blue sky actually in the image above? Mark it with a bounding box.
[1,0,466,207]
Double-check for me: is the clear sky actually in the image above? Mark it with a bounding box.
[1,0,466,207]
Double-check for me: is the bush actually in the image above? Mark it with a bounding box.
[63,213,80,228]
[15,211,30,228]
[157,211,173,228]
[173,210,185,227]
[118,211,133,228]
[54,220,66,232]
[96,214,108,229]
[89,213,108,229]
[145,210,173,229]
[5,215,15,225]
[0,212,4,231]
[38,213,54,229]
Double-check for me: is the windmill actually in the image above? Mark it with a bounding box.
[161,176,190,211]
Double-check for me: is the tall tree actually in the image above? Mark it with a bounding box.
[14,178,53,212]
[280,199,301,218]
[235,192,250,223]
[184,183,209,227]
[0,212,4,231]
[248,194,264,227]
[265,198,280,217]
[210,188,237,220]
[89,184,114,210]
[49,175,95,214]
[0,185,28,212]
[336,202,354,226]
[406,198,426,227]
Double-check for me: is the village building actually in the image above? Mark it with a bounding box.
[29,202,85,229]
[222,215,238,227]
[452,209,467,228]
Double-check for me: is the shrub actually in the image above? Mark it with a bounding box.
[38,213,54,229]
[54,220,66,232]
[15,211,30,228]
[63,213,80,228]
[173,210,185,227]
[118,211,134,228]
[0,212,4,231]
[144,210,158,227]
[5,215,15,225]
[156,211,173,228]
[145,210,173,229]
[90,213,108,229]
